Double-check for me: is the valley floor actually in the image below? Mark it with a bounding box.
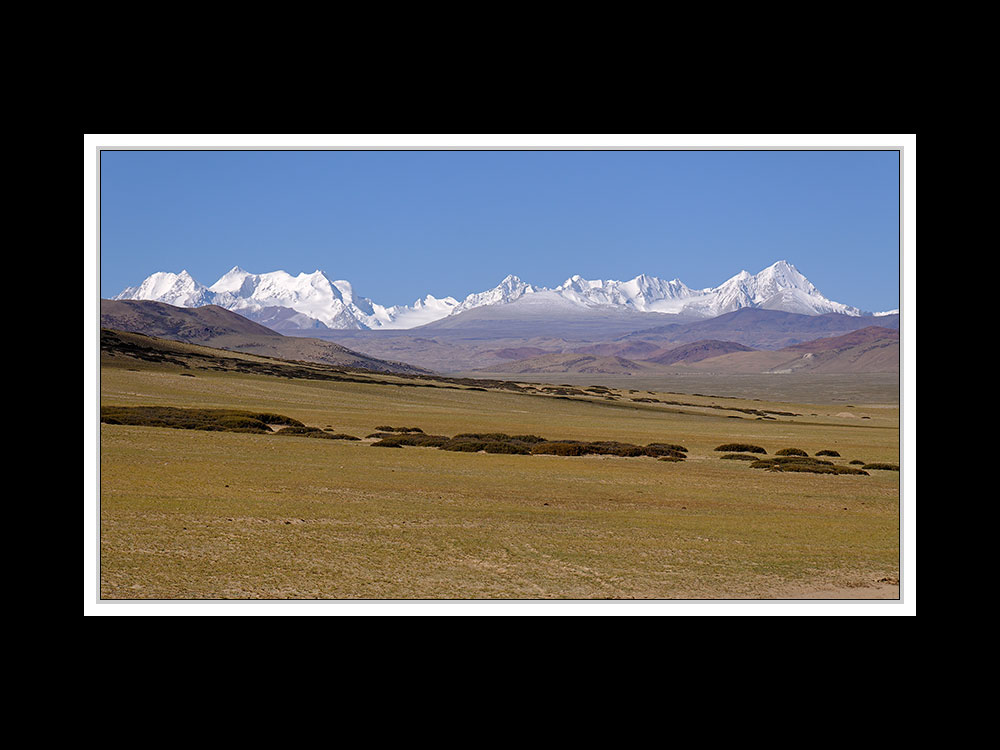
[98,356,901,601]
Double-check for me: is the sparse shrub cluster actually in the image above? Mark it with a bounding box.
[647,443,689,454]
[365,427,689,461]
[720,453,759,461]
[862,463,899,471]
[715,443,767,454]
[816,450,841,457]
[375,426,424,433]
[372,433,451,448]
[100,406,367,441]
[100,406,304,434]
[274,426,341,439]
[749,456,869,476]
[775,448,808,457]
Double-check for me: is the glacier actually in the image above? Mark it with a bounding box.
[114,260,868,331]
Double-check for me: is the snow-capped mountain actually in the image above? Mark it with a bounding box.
[113,261,868,331]
[116,270,217,308]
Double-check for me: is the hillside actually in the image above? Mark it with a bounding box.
[685,326,900,374]
[100,299,428,375]
[640,340,755,365]
[619,308,900,350]
[474,352,661,375]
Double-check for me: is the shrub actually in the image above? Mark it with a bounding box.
[849,460,866,465]
[776,448,808,457]
[100,406,304,432]
[862,463,899,471]
[715,443,766,454]
[375,425,424,433]
[531,442,591,456]
[441,439,491,452]
[646,443,688,453]
[373,434,450,448]
[749,457,867,475]
[643,445,687,459]
[274,426,337,439]
[720,453,758,461]
[215,415,271,432]
[483,441,531,455]
[322,433,361,441]
[815,450,841,457]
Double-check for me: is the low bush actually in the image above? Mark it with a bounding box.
[720,453,758,461]
[215,415,271,432]
[375,426,424,433]
[274,426,338,439]
[849,460,866,465]
[862,463,899,471]
[715,443,766,454]
[322,432,361,440]
[530,441,591,456]
[815,450,841,457]
[375,434,450,448]
[646,443,688,453]
[749,457,867,475]
[775,448,808,457]
[100,406,304,433]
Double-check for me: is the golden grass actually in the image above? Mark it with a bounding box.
[99,360,900,599]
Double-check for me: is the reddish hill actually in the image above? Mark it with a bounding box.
[785,326,899,353]
[640,339,754,365]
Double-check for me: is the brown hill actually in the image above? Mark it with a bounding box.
[684,326,900,374]
[640,340,755,365]
[474,353,660,375]
[100,299,428,374]
[619,308,900,350]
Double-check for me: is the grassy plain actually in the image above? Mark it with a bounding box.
[99,348,900,600]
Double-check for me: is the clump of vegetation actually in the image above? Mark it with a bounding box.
[373,433,451,448]
[375,426,424,433]
[322,431,361,440]
[529,441,593,456]
[849,460,866,465]
[274,426,340,439]
[100,406,304,434]
[768,463,869,476]
[750,456,868,475]
[530,440,685,459]
[647,442,688,454]
[775,448,808,457]
[720,453,758,461]
[715,443,766,454]
[816,450,841,457]
[862,463,899,471]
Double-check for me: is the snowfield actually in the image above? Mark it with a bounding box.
[115,260,869,331]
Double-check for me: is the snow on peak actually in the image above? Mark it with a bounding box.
[113,260,866,331]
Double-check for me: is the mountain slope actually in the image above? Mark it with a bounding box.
[114,260,879,332]
[639,340,755,365]
[473,353,661,375]
[683,326,900,374]
[619,308,900,350]
[100,299,428,374]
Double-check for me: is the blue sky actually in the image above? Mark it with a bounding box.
[100,149,900,311]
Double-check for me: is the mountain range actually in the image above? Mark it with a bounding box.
[114,260,894,332]
[99,300,428,374]
[475,326,899,376]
